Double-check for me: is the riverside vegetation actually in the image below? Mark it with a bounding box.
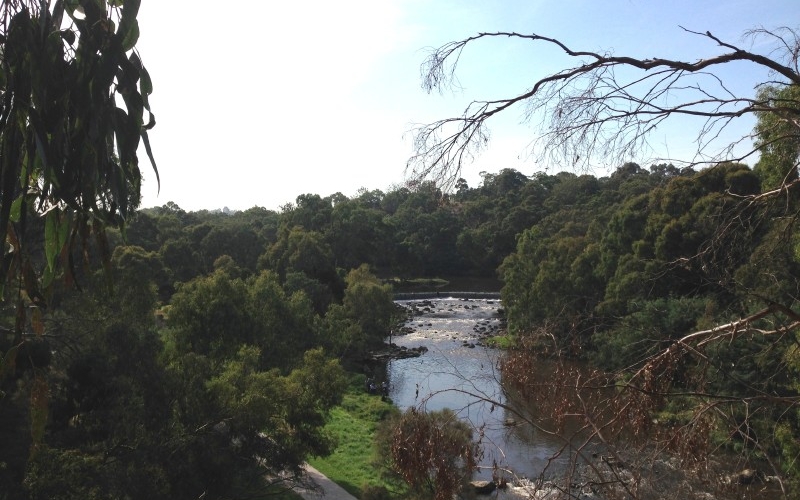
[0,3,799,498]
[4,159,800,498]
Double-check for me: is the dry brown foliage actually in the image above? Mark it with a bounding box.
[390,408,480,500]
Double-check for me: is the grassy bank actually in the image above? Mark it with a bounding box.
[308,376,404,499]
[483,333,515,349]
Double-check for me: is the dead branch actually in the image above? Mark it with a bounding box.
[409,27,800,189]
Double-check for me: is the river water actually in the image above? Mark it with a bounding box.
[385,297,786,500]
[387,297,569,483]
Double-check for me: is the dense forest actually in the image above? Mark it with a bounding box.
[1,0,799,498]
[4,155,800,496]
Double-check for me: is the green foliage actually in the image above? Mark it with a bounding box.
[309,388,402,499]
[734,221,800,304]
[329,197,392,270]
[591,297,708,370]
[500,164,770,347]
[166,269,320,370]
[6,259,343,496]
[265,226,342,296]
[200,224,262,272]
[110,244,167,319]
[24,446,170,500]
[499,173,611,338]
[0,0,156,300]
[202,347,346,468]
[322,265,394,359]
[284,270,334,315]
[158,237,202,284]
[754,85,800,190]
[776,419,800,481]
[386,181,464,276]
[491,159,800,483]
[165,270,254,360]
[149,261,348,493]
[14,267,177,496]
[282,193,334,233]
[343,265,395,343]
[0,3,159,485]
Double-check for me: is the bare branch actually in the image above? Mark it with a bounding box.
[410,28,800,188]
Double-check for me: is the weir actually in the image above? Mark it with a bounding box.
[392,291,501,300]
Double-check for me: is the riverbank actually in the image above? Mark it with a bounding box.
[501,448,785,500]
[315,296,787,500]
[307,378,403,499]
[297,464,359,500]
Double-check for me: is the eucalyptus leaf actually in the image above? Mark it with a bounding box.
[41,261,55,289]
[121,19,139,51]
[0,344,20,382]
[44,210,58,272]
[9,197,22,223]
[117,0,141,50]
[141,129,160,190]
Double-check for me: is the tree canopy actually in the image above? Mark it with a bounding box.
[407,23,800,497]
[0,0,158,484]
[0,0,157,338]
[7,5,800,497]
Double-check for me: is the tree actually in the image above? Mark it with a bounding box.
[389,408,478,500]
[165,269,321,371]
[110,244,168,321]
[264,226,340,294]
[0,0,156,474]
[198,222,263,273]
[409,24,800,496]
[0,0,157,302]
[329,198,391,270]
[321,265,394,360]
[9,247,177,498]
[754,84,800,190]
[159,271,346,498]
[387,182,464,275]
[410,28,800,190]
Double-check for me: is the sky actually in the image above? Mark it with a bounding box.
[134,0,798,212]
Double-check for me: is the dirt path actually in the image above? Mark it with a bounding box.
[296,464,359,500]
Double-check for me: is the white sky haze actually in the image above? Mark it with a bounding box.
[135,0,798,211]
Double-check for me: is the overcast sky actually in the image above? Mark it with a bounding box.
[134,0,797,212]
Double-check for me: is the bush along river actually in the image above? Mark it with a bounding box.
[382,297,785,500]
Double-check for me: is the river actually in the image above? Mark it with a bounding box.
[386,297,569,483]
[384,297,785,499]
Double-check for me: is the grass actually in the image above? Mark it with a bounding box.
[385,277,450,290]
[484,333,516,349]
[308,376,404,499]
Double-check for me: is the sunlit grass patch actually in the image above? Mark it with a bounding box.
[484,333,516,349]
[309,389,402,499]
